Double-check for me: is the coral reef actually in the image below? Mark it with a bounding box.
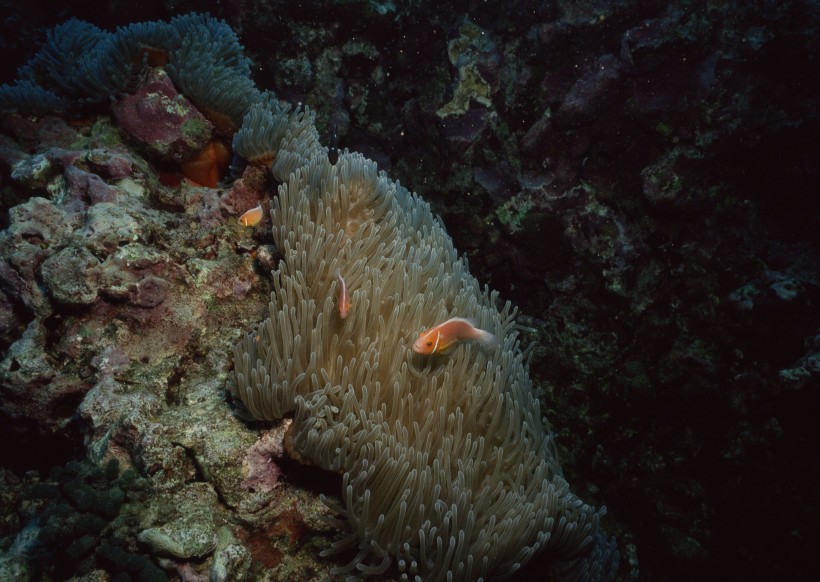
[0,14,327,580]
[2,458,165,581]
[0,9,618,582]
[1,1,817,581]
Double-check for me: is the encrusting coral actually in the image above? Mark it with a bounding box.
[1,12,618,581]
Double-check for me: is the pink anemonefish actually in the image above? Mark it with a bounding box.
[334,268,350,319]
[238,204,264,227]
[412,317,496,355]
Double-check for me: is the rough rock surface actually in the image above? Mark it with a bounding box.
[112,70,213,164]
[0,85,336,579]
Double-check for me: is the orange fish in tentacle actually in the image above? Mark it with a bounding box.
[412,317,496,355]
[334,268,350,319]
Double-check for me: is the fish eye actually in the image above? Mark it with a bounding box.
[426,341,432,347]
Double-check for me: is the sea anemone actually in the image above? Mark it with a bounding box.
[0,80,67,114]
[166,15,258,133]
[232,93,322,175]
[228,146,619,580]
[18,19,135,105]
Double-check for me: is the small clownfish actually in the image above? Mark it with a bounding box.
[238,204,264,227]
[334,268,350,319]
[412,318,497,355]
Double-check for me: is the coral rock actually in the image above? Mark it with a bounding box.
[219,164,268,217]
[130,275,169,308]
[209,528,252,582]
[10,153,61,189]
[7,197,73,249]
[40,246,102,306]
[138,520,217,560]
[0,114,78,149]
[0,320,92,433]
[81,203,140,255]
[557,53,622,124]
[64,167,119,205]
[84,149,133,180]
[2,197,74,303]
[438,107,488,152]
[111,70,213,164]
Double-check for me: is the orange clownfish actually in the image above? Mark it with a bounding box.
[238,204,264,227]
[334,268,350,319]
[412,317,496,355]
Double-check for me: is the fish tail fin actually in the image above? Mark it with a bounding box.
[474,329,498,351]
